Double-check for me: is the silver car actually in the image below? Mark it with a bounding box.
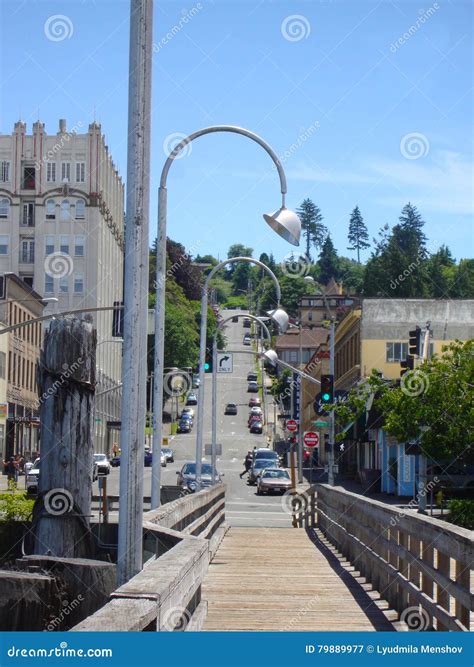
[248,459,278,485]
[177,462,222,493]
[257,469,292,495]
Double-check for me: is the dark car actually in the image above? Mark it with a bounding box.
[247,372,258,382]
[243,318,251,328]
[110,453,153,467]
[180,413,194,427]
[144,452,153,467]
[225,403,238,415]
[247,381,259,393]
[250,420,263,434]
[177,419,192,433]
[177,462,223,493]
[248,414,261,428]
[232,315,239,323]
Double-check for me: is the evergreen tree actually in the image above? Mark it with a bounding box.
[296,198,327,261]
[426,245,455,297]
[318,235,340,285]
[347,205,370,263]
[398,202,427,250]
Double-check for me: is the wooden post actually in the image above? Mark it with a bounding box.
[34,318,96,558]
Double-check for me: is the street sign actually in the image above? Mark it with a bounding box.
[205,444,222,455]
[286,419,298,433]
[217,352,233,373]
[314,420,328,428]
[304,431,319,448]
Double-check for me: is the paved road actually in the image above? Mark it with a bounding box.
[96,310,293,528]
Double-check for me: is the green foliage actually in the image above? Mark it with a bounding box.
[447,499,474,530]
[223,295,248,309]
[318,235,340,284]
[0,481,35,523]
[347,205,370,263]
[338,257,365,294]
[296,198,327,261]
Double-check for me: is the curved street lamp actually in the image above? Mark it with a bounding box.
[151,125,301,508]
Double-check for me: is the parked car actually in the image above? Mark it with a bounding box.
[248,459,278,485]
[254,448,279,463]
[427,463,474,489]
[94,453,111,476]
[247,372,258,382]
[248,414,262,427]
[186,393,198,406]
[247,381,259,393]
[249,397,261,408]
[243,318,251,328]
[144,451,153,467]
[243,337,251,346]
[250,420,263,434]
[26,458,41,494]
[192,378,200,389]
[177,462,223,493]
[257,469,292,495]
[225,403,238,415]
[232,315,239,323]
[160,451,167,467]
[250,406,263,416]
[180,412,194,426]
[177,419,192,434]
[162,447,174,463]
[181,407,195,418]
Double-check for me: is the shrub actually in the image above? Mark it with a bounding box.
[447,499,474,530]
[0,481,35,522]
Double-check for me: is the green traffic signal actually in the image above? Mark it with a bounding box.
[204,362,210,371]
[322,392,330,401]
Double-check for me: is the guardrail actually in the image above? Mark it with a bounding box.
[294,484,473,632]
[72,484,226,632]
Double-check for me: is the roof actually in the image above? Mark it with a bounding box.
[275,327,329,350]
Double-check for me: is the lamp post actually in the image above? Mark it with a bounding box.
[151,125,301,508]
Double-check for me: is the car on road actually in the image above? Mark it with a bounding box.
[177,419,192,433]
[232,315,239,323]
[94,453,111,476]
[26,458,41,494]
[249,397,261,407]
[180,413,194,426]
[247,381,259,393]
[192,378,200,389]
[249,420,263,434]
[181,407,195,418]
[224,403,238,415]
[144,451,153,467]
[254,448,279,463]
[248,459,278,485]
[243,337,251,346]
[248,414,262,427]
[250,406,263,416]
[186,393,198,406]
[161,447,174,463]
[243,318,251,328]
[247,372,258,382]
[257,469,291,495]
[176,462,223,493]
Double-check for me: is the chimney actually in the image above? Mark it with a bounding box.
[59,119,67,133]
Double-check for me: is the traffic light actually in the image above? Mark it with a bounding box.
[400,355,415,377]
[320,374,334,404]
[408,326,422,357]
[204,350,212,372]
[112,301,124,337]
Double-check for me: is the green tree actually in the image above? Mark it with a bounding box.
[426,245,456,297]
[318,235,340,285]
[338,257,365,294]
[296,198,327,261]
[452,259,474,298]
[347,206,370,263]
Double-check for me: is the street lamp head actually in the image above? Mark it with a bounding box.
[267,307,289,333]
[42,297,59,304]
[262,349,278,366]
[263,207,301,246]
[303,276,315,283]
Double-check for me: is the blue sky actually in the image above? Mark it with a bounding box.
[1,0,472,264]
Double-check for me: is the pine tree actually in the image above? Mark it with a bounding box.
[318,235,340,285]
[398,202,427,250]
[347,206,370,263]
[296,199,327,261]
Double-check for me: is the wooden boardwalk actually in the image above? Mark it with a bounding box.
[202,527,397,631]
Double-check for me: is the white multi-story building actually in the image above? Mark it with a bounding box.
[0,119,124,453]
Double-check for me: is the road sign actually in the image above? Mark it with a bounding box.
[217,352,233,373]
[304,431,319,448]
[314,420,328,428]
[286,419,298,432]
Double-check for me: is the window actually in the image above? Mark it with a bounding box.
[0,161,10,182]
[0,235,9,255]
[386,342,409,363]
[46,198,56,219]
[74,235,85,256]
[59,276,68,293]
[22,165,36,189]
[74,273,84,293]
[61,162,71,181]
[20,238,35,263]
[0,198,10,218]
[45,274,54,293]
[20,275,34,288]
[75,199,85,220]
[45,236,55,255]
[60,199,70,222]
[60,235,69,254]
[75,162,85,182]
[0,352,5,379]
[46,162,56,182]
[21,202,35,226]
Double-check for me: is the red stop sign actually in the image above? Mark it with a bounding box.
[304,431,319,447]
[286,419,298,433]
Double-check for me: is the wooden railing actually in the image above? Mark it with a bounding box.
[72,484,227,632]
[293,484,473,632]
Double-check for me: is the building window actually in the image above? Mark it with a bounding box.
[22,165,36,190]
[61,162,71,181]
[0,235,9,255]
[386,342,409,363]
[0,161,10,182]
[20,238,35,263]
[46,198,56,219]
[74,273,84,293]
[0,198,10,218]
[0,352,5,379]
[75,198,85,219]
[20,275,34,288]
[59,276,68,293]
[45,274,54,293]
[21,202,35,226]
[60,235,69,254]
[74,235,85,256]
[60,199,70,222]
[45,236,55,255]
[75,162,86,182]
[46,162,56,182]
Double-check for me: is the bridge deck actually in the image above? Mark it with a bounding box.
[202,527,397,631]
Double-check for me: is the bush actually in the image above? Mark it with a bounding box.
[447,499,474,530]
[0,481,35,522]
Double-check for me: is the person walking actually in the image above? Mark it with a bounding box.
[6,457,17,484]
[239,450,253,479]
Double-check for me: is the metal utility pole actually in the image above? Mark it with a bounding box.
[297,324,304,483]
[117,0,153,585]
[418,322,431,514]
[327,320,336,486]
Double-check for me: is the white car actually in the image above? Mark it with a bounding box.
[26,458,41,494]
[94,453,111,476]
[250,407,263,416]
[181,407,195,418]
